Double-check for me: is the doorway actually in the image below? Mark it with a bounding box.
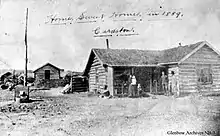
[45,70,50,80]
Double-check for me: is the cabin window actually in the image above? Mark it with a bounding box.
[45,70,50,80]
[197,67,213,85]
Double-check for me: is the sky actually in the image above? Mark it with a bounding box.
[0,0,220,71]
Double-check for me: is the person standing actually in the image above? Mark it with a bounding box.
[128,75,132,97]
[161,71,168,96]
[169,71,179,97]
[137,84,142,97]
[131,75,137,97]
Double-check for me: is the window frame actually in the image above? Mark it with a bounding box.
[197,65,213,85]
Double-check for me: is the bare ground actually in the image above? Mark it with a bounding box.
[0,88,220,136]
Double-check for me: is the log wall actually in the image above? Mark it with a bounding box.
[72,77,88,92]
[179,44,220,92]
[88,56,107,93]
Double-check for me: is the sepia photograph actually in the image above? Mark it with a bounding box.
[0,0,220,135]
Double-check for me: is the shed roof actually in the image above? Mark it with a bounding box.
[158,41,203,64]
[92,41,203,66]
[33,63,63,73]
[93,48,161,66]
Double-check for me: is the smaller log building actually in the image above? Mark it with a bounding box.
[33,63,63,81]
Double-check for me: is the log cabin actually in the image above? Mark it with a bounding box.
[33,63,63,81]
[83,41,220,96]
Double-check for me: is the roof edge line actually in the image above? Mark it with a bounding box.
[177,41,205,64]
[158,62,178,65]
[92,49,104,66]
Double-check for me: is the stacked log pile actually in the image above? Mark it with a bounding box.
[71,77,88,92]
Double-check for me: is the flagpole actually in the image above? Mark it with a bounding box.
[24,8,28,86]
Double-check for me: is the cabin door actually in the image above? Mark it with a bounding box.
[45,70,50,80]
[151,68,165,94]
[152,77,160,94]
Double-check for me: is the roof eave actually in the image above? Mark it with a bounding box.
[110,64,165,67]
[33,63,62,73]
[158,62,179,65]
[83,49,105,76]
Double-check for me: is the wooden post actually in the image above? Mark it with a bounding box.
[24,8,28,87]
[131,67,134,75]
[107,67,114,96]
[150,68,153,94]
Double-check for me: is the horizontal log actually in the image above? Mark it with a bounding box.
[212,66,220,69]
[89,75,106,78]
[179,76,197,79]
[73,89,88,92]
[92,60,101,65]
[183,59,220,64]
[89,71,104,75]
[213,70,220,73]
[72,80,88,83]
[196,47,216,53]
[91,64,102,68]
[90,68,105,73]
[213,77,220,80]
[180,84,220,88]
[184,60,220,64]
[180,89,197,92]
[196,49,218,55]
[179,68,220,73]
[179,66,220,70]
[179,69,196,73]
[93,58,100,63]
[89,76,106,81]
[190,51,219,58]
[91,65,105,70]
[72,84,88,86]
[179,76,197,80]
[180,84,196,87]
[91,65,105,69]
[181,62,220,66]
[89,75,106,79]
[72,86,88,89]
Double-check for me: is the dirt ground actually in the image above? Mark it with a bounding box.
[0,88,220,136]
